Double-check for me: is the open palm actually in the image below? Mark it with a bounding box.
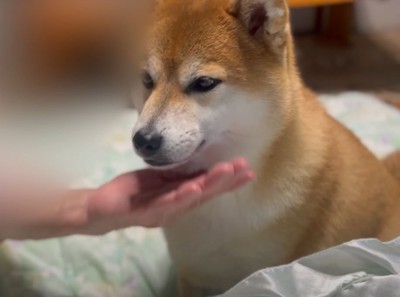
[87,158,254,231]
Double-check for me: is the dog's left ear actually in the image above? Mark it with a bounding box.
[228,0,289,51]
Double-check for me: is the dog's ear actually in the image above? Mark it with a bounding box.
[228,0,289,50]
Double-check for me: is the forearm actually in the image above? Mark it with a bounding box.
[0,189,96,241]
[0,158,254,241]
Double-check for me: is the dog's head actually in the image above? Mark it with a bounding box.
[132,0,295,172]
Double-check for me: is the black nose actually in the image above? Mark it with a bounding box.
[133,130,163,157]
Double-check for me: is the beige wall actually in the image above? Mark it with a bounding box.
[355,0,400,33]
[291,0,400,34]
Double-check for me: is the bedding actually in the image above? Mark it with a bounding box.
[219,237,400,297]
[1,92,400,297]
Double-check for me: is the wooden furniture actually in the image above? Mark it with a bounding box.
[288,0,354,45]
[288,0,353,8]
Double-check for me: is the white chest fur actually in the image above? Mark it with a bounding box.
[163,186,295,292]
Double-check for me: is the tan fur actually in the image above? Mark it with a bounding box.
[384,152,400,184]
[136,0,400,295]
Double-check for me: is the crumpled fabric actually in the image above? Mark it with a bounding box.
[219,238,400,297]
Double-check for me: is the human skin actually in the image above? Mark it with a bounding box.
[0,158,254,241]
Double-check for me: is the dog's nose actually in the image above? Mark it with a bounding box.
[133,130,163,157]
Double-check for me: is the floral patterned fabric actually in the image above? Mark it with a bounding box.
[1,92,400,297]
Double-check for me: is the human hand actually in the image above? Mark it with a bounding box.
[85,158,255,232]
[0,158,254,240]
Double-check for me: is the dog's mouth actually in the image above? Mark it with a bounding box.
[144,140,206,170]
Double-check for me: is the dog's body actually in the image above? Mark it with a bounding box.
[132,0,400,295]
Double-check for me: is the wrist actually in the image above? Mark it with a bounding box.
[54,189,94,237]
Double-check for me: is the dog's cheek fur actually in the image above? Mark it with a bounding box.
[175,86,282,174]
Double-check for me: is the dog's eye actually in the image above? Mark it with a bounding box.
[188,77,222,93]
[142,71,154,90]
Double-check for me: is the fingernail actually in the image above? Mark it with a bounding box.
[189,184,202,198]
[179,184,201,200]
[235,171,256,184]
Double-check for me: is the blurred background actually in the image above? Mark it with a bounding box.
[289,0,400,108]
[0,0,151,184]
[1,0,399,107]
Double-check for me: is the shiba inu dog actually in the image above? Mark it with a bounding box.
[131,0,400,295]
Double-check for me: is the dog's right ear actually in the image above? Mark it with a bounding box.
[227,0,289,51]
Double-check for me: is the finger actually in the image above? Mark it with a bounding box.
[89,182,159,217]
[139,158,249,204]
[168,163,230,201]
[105,174,204,214]
[203,163,234,186]
[127,183,202,227]
[205,157,251,187]
[228,170,256,191]
[90,159,252,225]
[130,182,183,208]
[127,162,253,227]
[201,164,236,197]
[147,182,202,209]
[101,168,182,194]
[200,162,254,198]
[178,162,241,201]
[232,157,250,175]
[94,173,142,200]
[220,158,254,192]
[149,161,239,206]
[150,185,203,227]
[174,182,203,203]
[90,169,186,216]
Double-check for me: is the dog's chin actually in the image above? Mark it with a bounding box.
[146,157,206,182]
[144,141,208,178]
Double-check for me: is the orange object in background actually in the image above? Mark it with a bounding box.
[11,0,149,94]
[288,0,353,8]
[20,1,128,82]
